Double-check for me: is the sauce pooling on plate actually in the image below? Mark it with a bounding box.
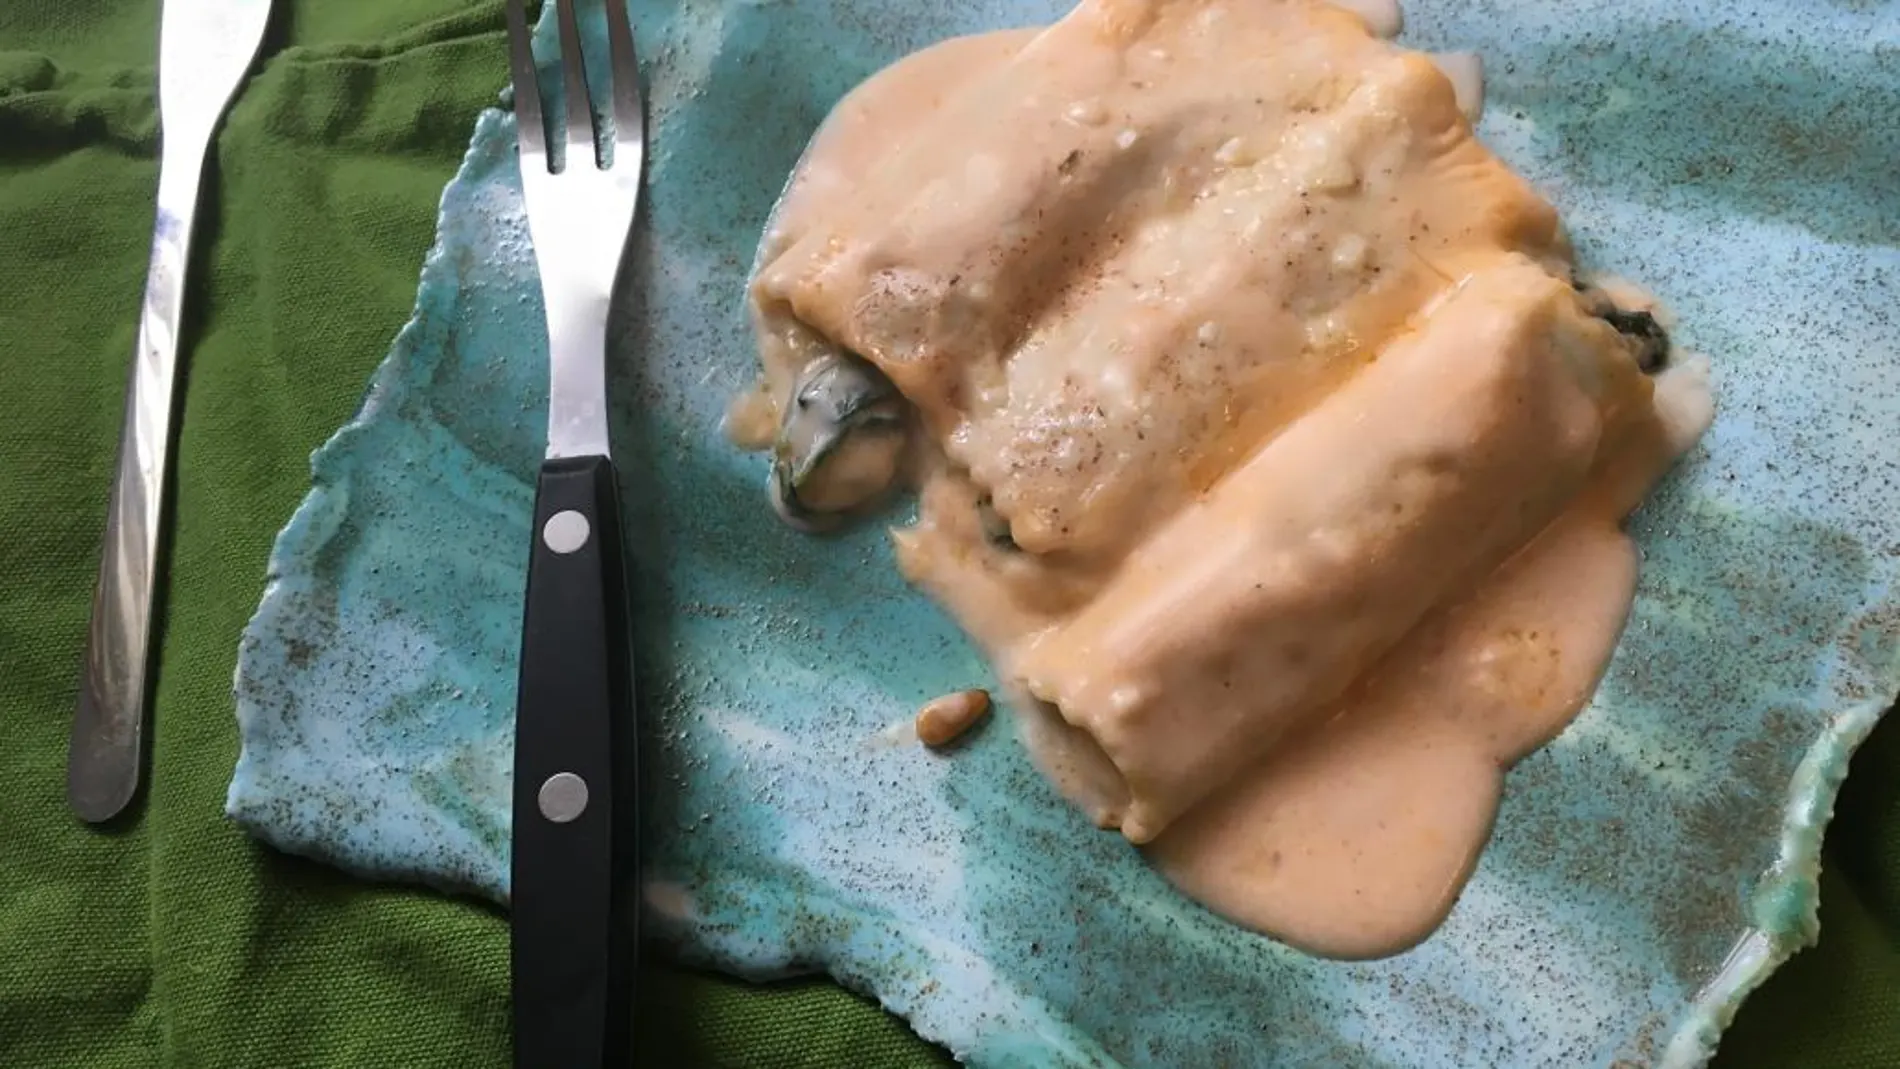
[728,0,1713,958]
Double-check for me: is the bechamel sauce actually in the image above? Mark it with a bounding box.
[735,0,1713,958]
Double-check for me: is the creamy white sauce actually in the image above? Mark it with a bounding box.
[1429,51,1486,122]
[734,0,1713,957]
[1332,0,1404,38]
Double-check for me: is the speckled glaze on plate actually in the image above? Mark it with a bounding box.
[226,1,1900,1065]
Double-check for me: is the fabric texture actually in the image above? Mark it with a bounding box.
[0,0,1891,1065]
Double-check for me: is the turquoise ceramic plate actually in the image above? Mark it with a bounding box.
[227,1,1900,1065]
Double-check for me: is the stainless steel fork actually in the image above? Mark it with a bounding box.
[502,0,646,1065]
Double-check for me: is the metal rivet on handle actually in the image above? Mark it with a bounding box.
[542,510,590,554]
[538,771,589,823]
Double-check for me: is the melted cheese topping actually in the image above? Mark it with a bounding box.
[733,0,1714,958]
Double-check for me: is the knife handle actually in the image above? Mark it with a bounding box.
[510,453,638,1069]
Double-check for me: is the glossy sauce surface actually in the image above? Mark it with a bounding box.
[735,0,1713,957]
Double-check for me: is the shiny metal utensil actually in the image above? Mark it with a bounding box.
[502,0,646,1065]
[68,0,273,824]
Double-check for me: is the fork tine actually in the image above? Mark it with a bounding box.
[553,0,596,169]
[504,0,546,165]
[602,0,644,162]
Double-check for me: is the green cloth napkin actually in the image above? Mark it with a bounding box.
[0,0,1893,1065]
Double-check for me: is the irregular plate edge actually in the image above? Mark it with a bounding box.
[1660,696,1890,1068]
[222,103,517,865]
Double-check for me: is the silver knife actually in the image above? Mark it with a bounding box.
[68,0,273,823]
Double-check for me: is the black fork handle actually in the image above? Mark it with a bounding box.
[510,453,638,1068]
